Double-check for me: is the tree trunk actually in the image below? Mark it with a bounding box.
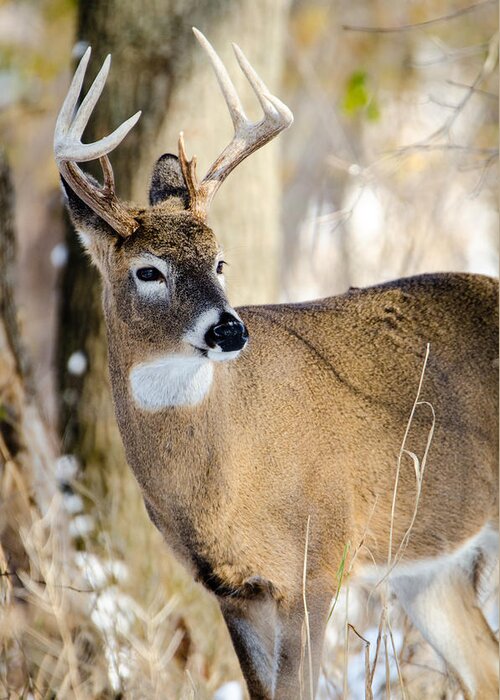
[0,152,59,516]
[57,0,290,685]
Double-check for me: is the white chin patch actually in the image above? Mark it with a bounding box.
[129,355,213,410]
[207,349,242,362]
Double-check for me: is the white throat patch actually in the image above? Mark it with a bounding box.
[129,355,214,410]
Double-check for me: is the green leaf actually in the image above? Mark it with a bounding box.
[342,70,380,122]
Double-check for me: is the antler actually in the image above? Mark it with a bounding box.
[179,28,294,221]
[54,47,141,238]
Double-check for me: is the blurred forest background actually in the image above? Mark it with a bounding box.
[0,0,498,698]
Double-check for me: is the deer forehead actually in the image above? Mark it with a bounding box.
[119,210,220,265]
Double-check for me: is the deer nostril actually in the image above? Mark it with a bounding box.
[205,312,248,352]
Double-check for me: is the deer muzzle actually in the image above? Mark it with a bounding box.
[205,311,248,352]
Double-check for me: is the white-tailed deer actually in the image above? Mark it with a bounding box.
[55,29,498,700]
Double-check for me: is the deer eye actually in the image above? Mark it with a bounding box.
[136,267,163,282]
[216,260,226,275]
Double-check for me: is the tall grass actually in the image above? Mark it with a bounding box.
[317,343,497,699]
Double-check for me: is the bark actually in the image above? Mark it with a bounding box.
[0,151,67,608]
[57,0,290,678]
[0,152,59,514]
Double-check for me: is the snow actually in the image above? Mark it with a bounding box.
[62,492,83,514]
[69,514,94,538]
[214,681,244,700]
[67,351,88,376]
[50,242,68,269]
[55,454,79,481]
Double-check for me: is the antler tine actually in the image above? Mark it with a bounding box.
[184,28,294,221]
[55,47,92,138]
[69,53,111,140]
[54,49,142,238]
[192,27,246,131]
[100,154,115,195]
[232,43,293,124]
[56,110,142,164]
[178,131,199,206]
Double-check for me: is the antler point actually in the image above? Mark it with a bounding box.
[192,27,204,42]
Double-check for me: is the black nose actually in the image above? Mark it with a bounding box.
[205,312,249,352]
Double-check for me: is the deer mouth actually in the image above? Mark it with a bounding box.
[190,344,246,363]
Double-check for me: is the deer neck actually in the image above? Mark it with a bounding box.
[109,336,236,568]
[104,314,235,510]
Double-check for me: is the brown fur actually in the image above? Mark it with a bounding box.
[64,173,499,698]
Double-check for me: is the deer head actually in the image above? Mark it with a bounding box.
[55,29,292,407]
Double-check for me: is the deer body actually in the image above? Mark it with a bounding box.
[56,32,498,700]
[107,273,497,585]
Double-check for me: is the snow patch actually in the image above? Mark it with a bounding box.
[67,351,87,376]
[214,681,244,700]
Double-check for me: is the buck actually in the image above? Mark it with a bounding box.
[55,29,498,700]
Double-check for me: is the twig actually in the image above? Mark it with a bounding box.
[446,79,498,101]
[369,600,385,686]
[342,0,495,33]
[343,579,350,699]
[301,515,314,700]
[402,660,447,677]
[426,32,498,142]
[470,152,498,198]
[394,144,497,156]
[409,39,491,67]
[384,632,391,698]
[0,570,93,594]
[386,344,431,567]
[348,624,374,700]
[387,614,407,699]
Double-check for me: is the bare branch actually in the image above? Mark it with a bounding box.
[446,78,499,101]
[0,570,93,594]
[342,0,495,34]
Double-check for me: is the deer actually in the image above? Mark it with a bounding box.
[54,28,498,700]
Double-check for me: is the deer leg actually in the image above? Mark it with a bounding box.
[220,588,279,700]
[273,588,331,700]
[391,553,499,700]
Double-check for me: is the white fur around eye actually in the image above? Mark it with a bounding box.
[215,255,226,289]
[135,275,168,300]
[131,254,174,300]
[217,273,226,290]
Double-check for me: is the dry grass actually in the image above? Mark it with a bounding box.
[314,344,498,699]
[0,471,230,699]
[0,397,233,699]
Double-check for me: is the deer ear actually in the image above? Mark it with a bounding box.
[60,176,119,272]
[61,176,118,237]
[149,154,190,207]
